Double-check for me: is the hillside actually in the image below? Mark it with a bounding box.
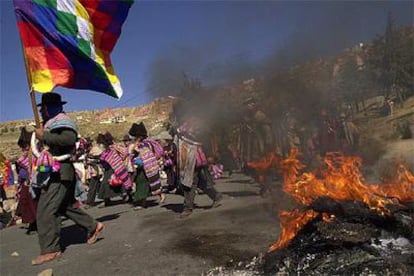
[355,95,414,179]
[0,98,175,160]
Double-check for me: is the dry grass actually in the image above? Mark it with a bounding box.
[0,98,174,160]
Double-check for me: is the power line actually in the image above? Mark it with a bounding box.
[112,48,267,108]
[111,39,350,109]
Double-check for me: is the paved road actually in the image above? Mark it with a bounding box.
[0,173,281,276]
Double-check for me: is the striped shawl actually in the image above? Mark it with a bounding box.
[100,146,132,190]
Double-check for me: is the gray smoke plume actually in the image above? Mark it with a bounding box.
[145,1,413,97]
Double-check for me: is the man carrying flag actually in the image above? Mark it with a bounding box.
[13,0,133,265]
[32,92,104,265]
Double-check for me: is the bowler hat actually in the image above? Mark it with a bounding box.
[128,122,147,138]
[36,92,67,107]
[96,132,114,146]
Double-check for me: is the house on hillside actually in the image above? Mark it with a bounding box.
[111,115,126,124]
[97,108,127,124]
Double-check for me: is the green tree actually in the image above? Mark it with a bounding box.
[368,13,414,102]
[336,56,376,112]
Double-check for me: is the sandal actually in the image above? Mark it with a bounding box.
[87,222,104,244]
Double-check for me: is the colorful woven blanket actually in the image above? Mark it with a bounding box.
[17,151,30,182]
[136,142,161,194]
[100,147,132,190]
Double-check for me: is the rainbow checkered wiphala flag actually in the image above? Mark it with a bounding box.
[13,0,133,98]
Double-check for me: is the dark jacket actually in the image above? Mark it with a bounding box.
[43,123,77,182]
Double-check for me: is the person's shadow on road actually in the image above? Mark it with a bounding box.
[96,212,123,222]
[161,203,212,214]
[60,224,88,251]
[60,212,123,251]
[161,203,183,213]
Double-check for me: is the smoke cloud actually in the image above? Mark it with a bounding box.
[145,1,413,98]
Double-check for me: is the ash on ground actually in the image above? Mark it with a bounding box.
[263,219,414,275]
[204,254,265,276]
[206,200,414,276]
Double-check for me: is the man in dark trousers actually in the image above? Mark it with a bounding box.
[177,120,222,218]
[32,93,104,265]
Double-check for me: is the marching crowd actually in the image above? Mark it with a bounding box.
[0,91,366,265]
[0,93,223,265]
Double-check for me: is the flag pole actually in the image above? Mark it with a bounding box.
[17,51,39,181]
[18,49,40,178]
[19,46,41,128]
[16,32,41,188]
[14,5,41,128]
[29,88,41,128]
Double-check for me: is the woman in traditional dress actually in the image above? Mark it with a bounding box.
[15,127,38,234]
[0,153,12,227]
[128,122,165,210]
[96,132,132,207]
[129,156,149,210]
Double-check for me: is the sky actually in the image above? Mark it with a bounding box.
[0,0,413,122]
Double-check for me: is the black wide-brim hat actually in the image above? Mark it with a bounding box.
[128,122,147,138]
[96,132,114,146]
[36,92,67,106]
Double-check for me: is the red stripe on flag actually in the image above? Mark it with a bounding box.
[99,31,117,53]
[89,9,112,30]
[45,46,73,86]
[79,0,100,11]
[17,21,43,47]
[45,46,71,70]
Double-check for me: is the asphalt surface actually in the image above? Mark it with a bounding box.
[0,173,282,276]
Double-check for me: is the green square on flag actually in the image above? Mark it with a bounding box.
[57,11,78,36]
[33,0,57,8]
[78,39,91,57]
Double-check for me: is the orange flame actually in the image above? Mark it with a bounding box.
[247,152,279,183]
[279,148,304,185]
[269,149,414,252]
[322,213,335,222]
[371,164,414,203]
[247,152,278,172]
[268,209,319,252]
